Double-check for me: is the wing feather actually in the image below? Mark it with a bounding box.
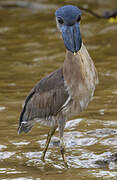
[18,68,69,133]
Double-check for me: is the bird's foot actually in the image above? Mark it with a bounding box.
[41,151,46,162]
[60,147,68,168]
[60,137,68,168]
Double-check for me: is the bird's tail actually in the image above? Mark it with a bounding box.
[18,121,33,134]
[18,91,35,135]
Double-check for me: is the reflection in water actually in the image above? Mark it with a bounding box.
[0,0,117,179]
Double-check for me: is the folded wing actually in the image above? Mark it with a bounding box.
[18,68,69,134]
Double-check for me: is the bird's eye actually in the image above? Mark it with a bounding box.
[77,16,81,22]
[58,18,64,24]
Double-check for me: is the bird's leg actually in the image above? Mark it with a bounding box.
[58,118,68,168]
[60,137,68,168]
[42,125,57,161]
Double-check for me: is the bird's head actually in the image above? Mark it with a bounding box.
[55,5,82,55]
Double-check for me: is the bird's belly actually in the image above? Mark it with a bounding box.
[62,90,93,120]
[34,116,58,127]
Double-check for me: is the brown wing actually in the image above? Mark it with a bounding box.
[18,68,69,133]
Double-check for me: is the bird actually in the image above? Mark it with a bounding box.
[18,5,98,167]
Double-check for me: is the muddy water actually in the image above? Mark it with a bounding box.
[0,0,117,179]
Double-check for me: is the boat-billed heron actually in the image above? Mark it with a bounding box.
[18,5,98,167]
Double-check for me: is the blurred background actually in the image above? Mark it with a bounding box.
[0,0,117,179]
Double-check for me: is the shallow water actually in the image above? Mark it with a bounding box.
[0,0,117,179]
